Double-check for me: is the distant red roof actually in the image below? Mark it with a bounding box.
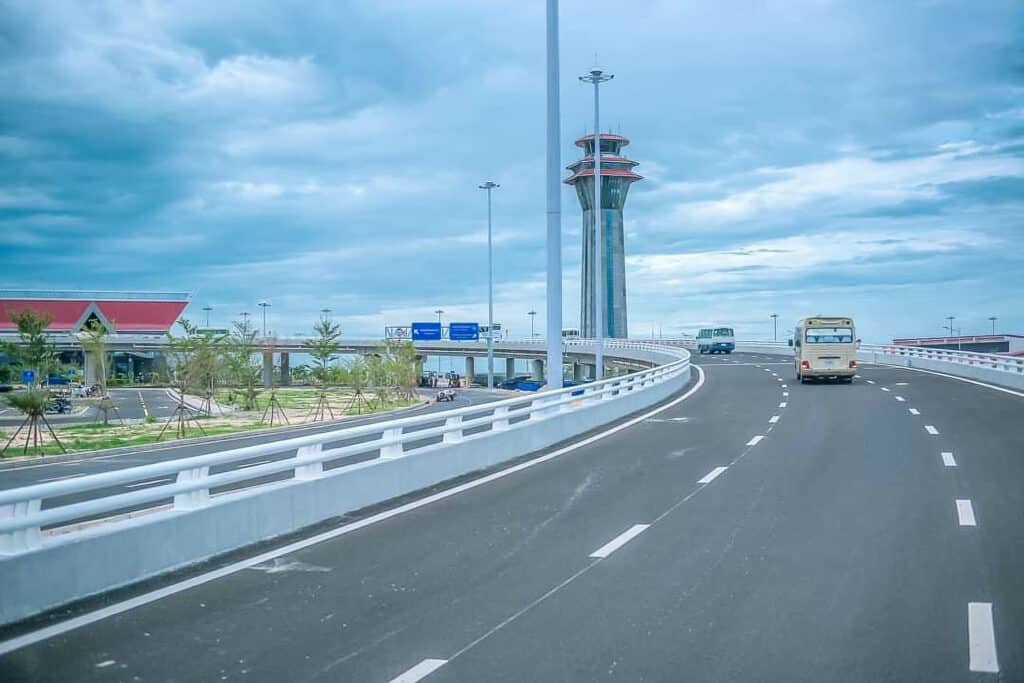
[0,299,187,333]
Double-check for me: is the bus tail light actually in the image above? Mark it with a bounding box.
[801,360,810,369]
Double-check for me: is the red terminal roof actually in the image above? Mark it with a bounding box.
[0,298,189,333]
[575,133,630,148]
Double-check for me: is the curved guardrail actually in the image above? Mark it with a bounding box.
[0,340,691,624]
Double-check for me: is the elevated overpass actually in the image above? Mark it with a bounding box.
[1,340,1022,681]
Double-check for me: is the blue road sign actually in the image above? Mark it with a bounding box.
[448,322,480,341]
[66,368,76,376]
[411,322,442,341]
[21,370,35,384]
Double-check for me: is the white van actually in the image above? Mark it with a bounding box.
[792,316,857,383]
[696,327,735,354]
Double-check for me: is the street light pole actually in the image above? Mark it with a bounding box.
[544,0,564,390]
[989,316,997,335]
[321,307,331,322]
[479,181,500,390]
[528,310,537,338]
[946,315,955,338]
[580,67,613,381]
[202,305,212,328]
[435,309,444,375]
[770,313,778,342]
[258,301,271,337]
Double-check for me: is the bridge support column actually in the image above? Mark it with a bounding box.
[573,362,585,382]
[465,357,475,386]
[263,352,273,389]
[505,357,516,381]
[83,350,101,385]
[584,363,597,380]
[531,359,544,381]
[280,352,290,386]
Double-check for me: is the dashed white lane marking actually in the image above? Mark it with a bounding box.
[909,408,920,415]
[942,452,957,467]
[782,392,789,397]
[697,466,729,484]
[881,387,891,392]
[968,602,999,672]
[778,402,787,408]
[769,415,780,424]
[866,380,876,385]
[589,524,650,559]
[125,478,174,489]
[925,425,940,435]
[895,396,905,402]
[39,472,87,483]
[781,384,788,388]
[746,435,764,446]
[776,377,783,382]
[763,368,771,372]
[389,658,448,683]
[956,499,977,526]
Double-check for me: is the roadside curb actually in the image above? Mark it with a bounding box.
[0,398,431,470]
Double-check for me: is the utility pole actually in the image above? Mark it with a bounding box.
[435,309,444,374]
[544,0,564,390]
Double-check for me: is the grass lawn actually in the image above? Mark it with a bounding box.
[1,390,422,458]
[216,387,416,415]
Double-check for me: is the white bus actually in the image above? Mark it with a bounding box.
[792,316,857,383]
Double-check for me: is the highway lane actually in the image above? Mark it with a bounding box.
[3,353,1019,681]
[0,388,505,493]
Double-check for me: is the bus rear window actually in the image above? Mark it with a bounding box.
[713,328,733,337]
[806,327,853,343]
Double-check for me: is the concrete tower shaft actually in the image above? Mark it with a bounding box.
[565,133,642,339]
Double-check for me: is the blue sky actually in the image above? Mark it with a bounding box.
[2,0,1022,342]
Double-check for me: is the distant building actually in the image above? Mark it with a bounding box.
[892,334,1024,356]
[565,132,643,339]
[0,290,191,381]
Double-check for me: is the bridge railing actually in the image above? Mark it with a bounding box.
[0,340,693,625]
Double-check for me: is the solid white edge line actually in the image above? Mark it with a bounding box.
[746,435,764,446]
[0,367,707,656]
[956,499,977,526]
[697,466,728,484]
[38,473,87,483]
[389,658,448,683]
[124,478,174,489]
[925,425,939,435]
[589,524,650,559]
[968,602,999,672]
[942,452,957,467]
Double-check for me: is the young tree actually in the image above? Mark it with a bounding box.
[223,317,262,410]
[304,319,342,421]
[3,389,65,456]
[78,319,118,425]
[3,310,55,387]
[383,339,419,400]
[159,318,223,439]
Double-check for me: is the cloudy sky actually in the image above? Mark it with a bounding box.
[2,0,1022,342]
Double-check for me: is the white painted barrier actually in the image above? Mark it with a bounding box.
[734,340,1024,390]
[0,340,690,625]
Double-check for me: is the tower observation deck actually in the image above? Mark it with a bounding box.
[565,133,642,339]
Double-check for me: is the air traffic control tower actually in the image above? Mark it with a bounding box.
[565,133,643,339]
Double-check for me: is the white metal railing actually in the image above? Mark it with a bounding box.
[0,341,689,555]
[733,339,1024,375]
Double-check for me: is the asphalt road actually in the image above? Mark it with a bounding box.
[1,352,1020,681]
